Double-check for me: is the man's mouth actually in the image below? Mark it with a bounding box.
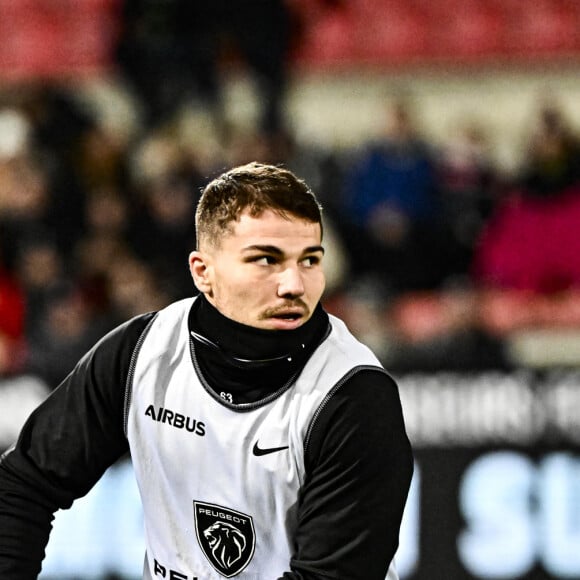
[273,312,302,321]
[261,302,310,327]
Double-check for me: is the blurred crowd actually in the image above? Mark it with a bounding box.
[1,2,580,443]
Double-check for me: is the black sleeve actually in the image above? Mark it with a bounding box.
[0,311,155,579]
[281,369,414,580]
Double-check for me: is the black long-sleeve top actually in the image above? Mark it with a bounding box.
[0,296,413,579]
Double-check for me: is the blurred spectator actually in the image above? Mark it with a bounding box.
[223,0,293,135]
[19,85,97,256]
[131,175,198,300]
[106,253,170,321]
[117,0,292,135]
[472,100,580,294]
[14,234,66,337]
[117,0,223,127]
[0,107,53,264]
[339,98,448,294]
[70,186,135,319]
[0,246,25,375]
[74,235,144,332]
[436,120,500,281]
[84,185,131,240]
[128,132,202,300]
[26,282,112,389]
[521,98,580,197]
[76,123,130,192]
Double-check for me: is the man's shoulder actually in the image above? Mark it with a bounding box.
[325,314,383,368]
[294,314,386,403]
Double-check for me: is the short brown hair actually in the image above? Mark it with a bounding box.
[195,162,323,248]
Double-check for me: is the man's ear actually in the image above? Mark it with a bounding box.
[189,250,213,294]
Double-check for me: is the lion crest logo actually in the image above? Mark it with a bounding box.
[194,501,255,577]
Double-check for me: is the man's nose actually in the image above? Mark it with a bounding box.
[277,265,305,297]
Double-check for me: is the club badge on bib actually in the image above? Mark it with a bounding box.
[194,501,256,577]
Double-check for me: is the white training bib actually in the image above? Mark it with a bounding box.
[125,298,398,579]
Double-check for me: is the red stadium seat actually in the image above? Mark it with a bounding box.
[0,0,120,80]
[492,0,579,55]
[290,5,357,67]
[288,0,580,67]
[354,0,428,63]
[411,0,504,61]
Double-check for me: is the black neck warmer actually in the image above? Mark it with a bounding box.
[188,294,330,404]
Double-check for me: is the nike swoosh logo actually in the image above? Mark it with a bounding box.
[252,441,289,456]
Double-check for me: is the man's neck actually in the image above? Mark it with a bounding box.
[188,294,330,403]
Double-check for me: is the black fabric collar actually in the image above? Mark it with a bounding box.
[188,294,330,403]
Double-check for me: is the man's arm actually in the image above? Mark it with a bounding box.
[0,312,155,578]
[282,369,413,580]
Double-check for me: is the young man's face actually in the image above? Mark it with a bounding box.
[189,210,325,330]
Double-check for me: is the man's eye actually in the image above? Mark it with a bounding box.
[302,256,321,267]
[252,256,275,266]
